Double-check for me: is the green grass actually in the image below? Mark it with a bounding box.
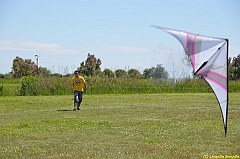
[0,94,240,158]
[0,78,21,96]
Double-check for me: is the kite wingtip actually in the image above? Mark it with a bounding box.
[151,25,162,29]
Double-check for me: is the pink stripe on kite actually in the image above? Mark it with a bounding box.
[205,76,227,91]
[198,70,227,79]
[192,35,197,72]
[186,33,189,54]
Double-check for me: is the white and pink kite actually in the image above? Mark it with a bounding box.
[152,26,228,136]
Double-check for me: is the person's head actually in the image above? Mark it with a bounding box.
[74,70,79,77]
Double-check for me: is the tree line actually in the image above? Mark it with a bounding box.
[1,53,240,80]
[77,53,168,79]
[2,53,169,79]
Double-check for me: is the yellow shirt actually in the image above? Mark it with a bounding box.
[72,76,86,91]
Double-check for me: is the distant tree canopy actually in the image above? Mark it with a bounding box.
[78,53,102,76]
[127,69,142,78]
[39,67,51,77]
[9,53,240,81]
[11,56,53,78]
[115,69,127,78]
[10,55,169,79]
[229,54,240,80]
[143,68,154,79]
[12,56,39,78]
[143,64,168,79]
[103,68,114,78]
[77,53,169,79]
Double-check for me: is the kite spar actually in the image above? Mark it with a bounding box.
[152,26,228,136]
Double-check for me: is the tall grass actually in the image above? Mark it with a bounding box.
[86,77,212,94]
[1,76,240,96]
[19,76,73,96]
[0,79,21,96]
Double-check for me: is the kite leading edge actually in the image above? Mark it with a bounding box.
[152,25,229,136]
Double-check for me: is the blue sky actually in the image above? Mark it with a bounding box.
[0,0,239,77]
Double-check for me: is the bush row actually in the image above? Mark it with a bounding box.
[0,76,240,96]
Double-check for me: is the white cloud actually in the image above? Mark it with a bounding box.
[0,40,77,54]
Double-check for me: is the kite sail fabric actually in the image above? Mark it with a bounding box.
[152,26,228,136]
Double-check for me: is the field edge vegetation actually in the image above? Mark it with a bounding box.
[0,76,240,96]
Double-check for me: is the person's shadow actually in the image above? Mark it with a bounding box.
[57,109,73,111]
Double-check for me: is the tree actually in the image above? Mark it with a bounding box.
[228,57,234,80]
[143,64,168,79]
[78,61,87,76]
[183,50,192,68]
[103,68,114,78]
[39,67,51,77]
[78,53,102,76]
[143,68,154,79]
[127,68,142,78]
[231,54,240,80]
[115,69,127,78]
[152,64,168,79]
[12,56,39,78]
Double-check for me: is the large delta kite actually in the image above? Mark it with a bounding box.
[152,26,228,136]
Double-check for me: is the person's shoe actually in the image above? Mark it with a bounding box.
[73,109,76,111]
[77,108,80,110]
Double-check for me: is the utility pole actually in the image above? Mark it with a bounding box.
[35,55,40,67]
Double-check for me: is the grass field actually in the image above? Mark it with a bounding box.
[0,94,239,158]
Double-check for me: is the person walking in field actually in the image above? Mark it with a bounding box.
[72,70,86,111]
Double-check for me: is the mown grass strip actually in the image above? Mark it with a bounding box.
[0,94,239,158]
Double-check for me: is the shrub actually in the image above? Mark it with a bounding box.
[20,76,40,96]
